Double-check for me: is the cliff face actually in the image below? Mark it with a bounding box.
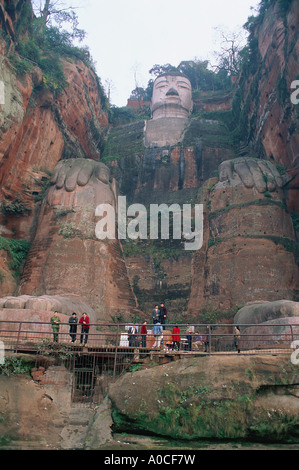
[0,0,298,321]
[235,0,299,211]
[0,39,108,240]
[0,1,139,320]
[188,0,299,314]
[103,1,299,318]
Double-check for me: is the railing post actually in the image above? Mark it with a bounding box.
[208,325,211,355]
[16,322,22,353]
[290,324,294,344]
[113,324,119,378]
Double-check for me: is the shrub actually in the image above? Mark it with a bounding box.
[0,236,31,277]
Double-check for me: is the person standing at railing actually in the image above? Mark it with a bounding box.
[186,324,194,351]
[172,325,181,351]
[69,312,78,343]
[152,322,163,349]
[51,312,61,343]
[79,313,90,346]
[128,324,138,347]
[234,326,241,354]
[203,325,210,352]
[140,321,147,348]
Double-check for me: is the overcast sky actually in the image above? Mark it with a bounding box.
[71,0,261,107]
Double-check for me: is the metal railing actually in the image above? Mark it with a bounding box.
[1,320,297,404]
[0,320,298,354]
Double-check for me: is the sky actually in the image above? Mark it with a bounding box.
[66,0,261,107]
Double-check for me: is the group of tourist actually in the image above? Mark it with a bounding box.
[50,306,241,354]
[127,303,209,352]
[50,311,90,345]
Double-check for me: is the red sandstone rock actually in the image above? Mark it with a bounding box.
[188,159,299,315]
[18,159,139,322]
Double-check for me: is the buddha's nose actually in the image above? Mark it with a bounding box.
[166,87,179,96]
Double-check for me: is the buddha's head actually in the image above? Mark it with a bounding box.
[151,73,193,120]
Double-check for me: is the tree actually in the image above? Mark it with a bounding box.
[149,63,179,78]
[32,0,86,42]
[212,27,248,77]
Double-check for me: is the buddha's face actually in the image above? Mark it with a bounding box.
[151,74,193,119]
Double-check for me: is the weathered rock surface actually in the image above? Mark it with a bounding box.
[235,300,299,326]
[239,317,299,350]
[0,354,298,449]
[0,293,96,318]
[108,354,299,441]
[0,0,298,324]
[237,0,299,212]
[0,308,70,340]
[17,159,138,321]
[188,158,299,314]
[0,2,109,240]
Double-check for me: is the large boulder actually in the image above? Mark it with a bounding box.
[234,300,299,326]
[108,355,299,441]
[0,294,96,320]
[238,316,299,350]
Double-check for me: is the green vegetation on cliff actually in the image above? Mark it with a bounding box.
[0,236,31,279]
[7,0,108,107]
[110,356,299,443]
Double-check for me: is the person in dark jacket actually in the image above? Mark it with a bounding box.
[69,312,78,343]
[152,305,160,324]
[159,302,167,328]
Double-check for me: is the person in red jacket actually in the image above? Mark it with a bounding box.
[140,321,147,348]
[172,325,181,351]
[79,313,90,345]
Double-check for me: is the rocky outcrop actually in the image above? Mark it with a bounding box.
[188,157,299,314]
[1,353,298,449]
[0,294,96,318]
[235,299,299,326]
[0,0,108,242]
[108,354,299,441]
[16,159,138,321]
[0,56,108,240]
[233,300,299,349]
[0,2,137,321]
[235,0,299,212]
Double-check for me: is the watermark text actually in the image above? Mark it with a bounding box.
[95,197,203,251]
[291,340,299,365]
[291,80,299,105]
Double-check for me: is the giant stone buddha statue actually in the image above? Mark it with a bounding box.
[7,72,298,322]
[144,73,193,147]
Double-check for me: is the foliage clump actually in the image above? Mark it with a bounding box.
[0,236,31,278]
